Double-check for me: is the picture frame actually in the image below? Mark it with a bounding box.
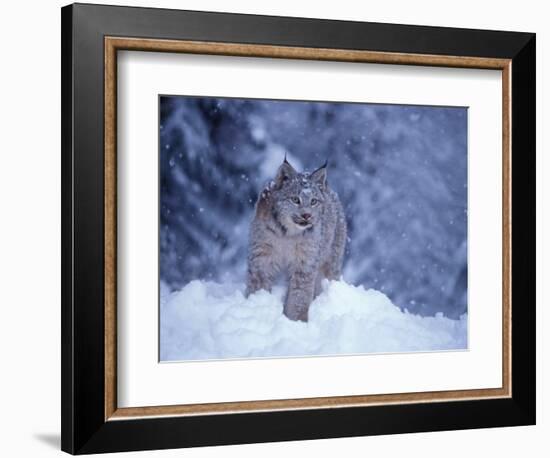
[61,3,536,454]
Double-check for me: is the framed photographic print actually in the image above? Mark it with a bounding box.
[61,3,536,454]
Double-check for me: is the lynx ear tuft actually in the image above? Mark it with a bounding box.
[275,158,297,187]
[311,161,328,190]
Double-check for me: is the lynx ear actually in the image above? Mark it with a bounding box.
[275,158,297,187]
[311,161,328,190]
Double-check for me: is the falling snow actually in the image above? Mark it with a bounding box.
[159,96,467,319]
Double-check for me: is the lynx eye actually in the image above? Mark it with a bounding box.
[290,196,301,205]
[310,198,318,206]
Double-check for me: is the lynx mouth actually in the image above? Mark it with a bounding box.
[293,217,312,228]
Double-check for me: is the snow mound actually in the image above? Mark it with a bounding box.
[160,280,467,361]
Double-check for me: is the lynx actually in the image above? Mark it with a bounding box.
[246,158,347,322]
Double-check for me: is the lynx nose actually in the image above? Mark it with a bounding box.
[301,213,312,220]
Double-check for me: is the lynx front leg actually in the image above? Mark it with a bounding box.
[314,271,324,298]
[284,270,316,322]
[245,249,276,296]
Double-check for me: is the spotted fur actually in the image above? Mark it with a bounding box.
[246,159,347,321]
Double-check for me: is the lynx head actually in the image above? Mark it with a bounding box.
[270,158,328,235]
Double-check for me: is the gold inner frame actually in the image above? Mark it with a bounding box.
[104,37,512,421]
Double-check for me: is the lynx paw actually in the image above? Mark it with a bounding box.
[283,304,309,322]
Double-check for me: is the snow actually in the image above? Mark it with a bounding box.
[160,280,467,362]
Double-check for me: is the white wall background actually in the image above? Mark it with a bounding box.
[0,0,544,456]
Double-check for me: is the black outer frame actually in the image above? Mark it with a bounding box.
[61,3,535,454]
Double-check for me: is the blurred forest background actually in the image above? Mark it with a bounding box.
[159,95,468,318]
